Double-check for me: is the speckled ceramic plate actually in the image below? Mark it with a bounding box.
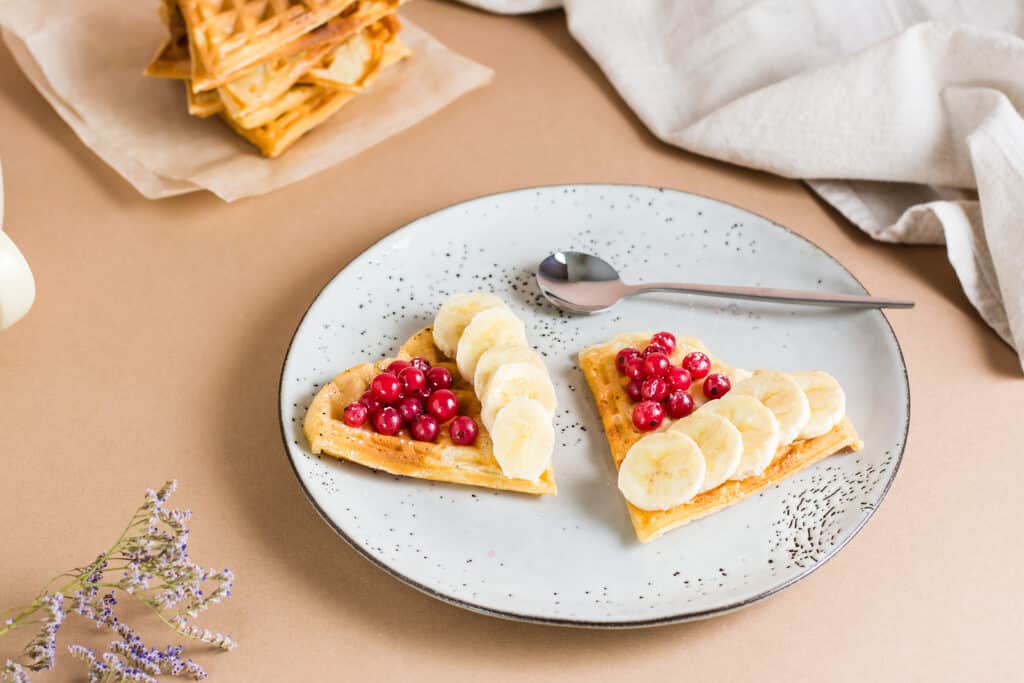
[280,185,909,627]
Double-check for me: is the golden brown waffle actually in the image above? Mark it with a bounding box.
[144,0,191,78]
[175,0,361,86]
[185,82,223,117]
[579,336,863,542]
[223,37,409,157]
[304,327,557,495]
[299,14,397,89]
[221,15,399,128]
[179,16,397,124]
[146,0,397,88]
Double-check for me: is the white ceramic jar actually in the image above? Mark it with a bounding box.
[0,162,35,330]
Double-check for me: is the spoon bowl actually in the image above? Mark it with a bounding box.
[536,252,628,313]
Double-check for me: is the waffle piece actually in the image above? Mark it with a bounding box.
[145,0,191,79]
[185,82,223,117]
[579,337,863,542]
[146,0,398,90]
[222,37,409,157]
[304,327,557,495]
[221,14,399,128]
[175,0,364,86]
[299,13,397,89]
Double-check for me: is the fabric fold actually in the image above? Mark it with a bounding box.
[461,0,1024,368]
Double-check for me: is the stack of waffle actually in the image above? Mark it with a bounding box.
[145,0,408,158]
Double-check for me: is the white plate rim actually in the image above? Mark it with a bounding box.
[278,183,911,628]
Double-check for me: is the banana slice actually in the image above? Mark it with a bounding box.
[473,345,544,395]
[700,394,780,479]
[732,371,810,445]
[432,293,507,358]
[669,412,742,492]
[480,362,557,429]
[490,398,554,481]
[455,307,528,382]
[724,367,753,384]
[789,371,846,439]
[618,432,707,511]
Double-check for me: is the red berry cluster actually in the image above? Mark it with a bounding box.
[342,357,479,445]
[615,332,731,432]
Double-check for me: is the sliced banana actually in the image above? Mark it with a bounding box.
[490,398,554,481]
[700,394,780,479]
[480,362,557,429]
[473,345,544,395]
[432,292,507,358]
[732,370,810,445]
[689,362,745,409]
[724,367,753,384]
[455,307,528,382]
[669,411,742,492]
[618,432,707,511]
[789,371,846,439]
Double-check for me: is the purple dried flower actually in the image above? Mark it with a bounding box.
[0,481,235,681]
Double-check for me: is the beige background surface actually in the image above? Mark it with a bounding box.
[1,2,1021,681]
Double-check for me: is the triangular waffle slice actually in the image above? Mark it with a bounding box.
[579,332,863,542]
[304,327,557,495]
[146,0,398,91]
[222,36,409,156]
[185,82,223,117]
[175,0,363,86]
[220,15,400,128]
[144,0,191,79]
[298,14,396,90]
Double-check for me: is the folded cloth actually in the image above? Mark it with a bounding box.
[462,0,1024,370]
[0,0,493,201]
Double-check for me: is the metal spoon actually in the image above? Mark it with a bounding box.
[536,251,914,314]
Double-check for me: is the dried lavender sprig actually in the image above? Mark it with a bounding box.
[1,481,235,682]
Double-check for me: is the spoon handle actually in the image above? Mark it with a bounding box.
[631,282,914,309]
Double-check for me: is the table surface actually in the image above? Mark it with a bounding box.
[1,3,1021,681]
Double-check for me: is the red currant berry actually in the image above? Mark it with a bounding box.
[425,366,453,392]
[623,357,646,381]
[632,400,665,432]
[651,332,677,355]
[666,366,692,392]
[682,352,711,380]
[395,396,424,423]
[410,414,440,442]
[372,406,402,435]
[664,389,695,419]
[449,416,479,445]
[625,379,643,403]
[640,376,669,401]
[642,352,671,378]
[643,343,668,358]
[615,347,641,374]
[386,360,410,375]
[398,367,427,397]
[342,402,368,427]
[702,373,731,400]
[426,389,459,422]
[359,391,382,416]
[410,356,432,373]
[370,373,401,403]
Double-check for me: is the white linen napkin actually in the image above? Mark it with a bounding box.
[463,0,1024,370]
